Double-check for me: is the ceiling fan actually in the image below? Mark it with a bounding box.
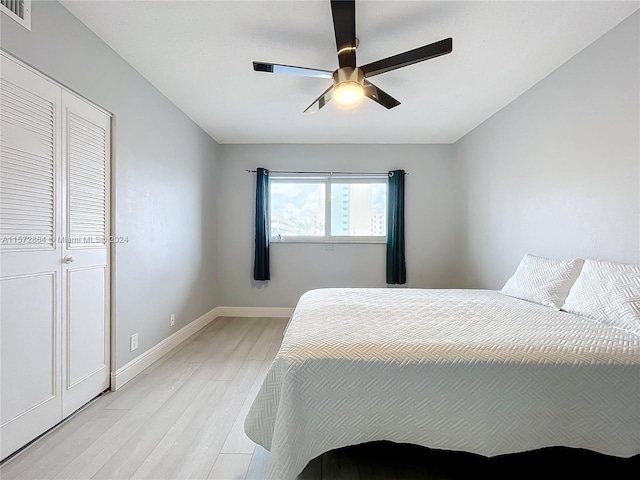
[253,0,453,113]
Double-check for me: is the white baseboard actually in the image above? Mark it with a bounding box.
[110,305,293,390]
[215,306,294,318]
[110,306,218,390]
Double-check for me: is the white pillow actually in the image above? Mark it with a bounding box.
[562,259,640,335]
[500,254,584,309]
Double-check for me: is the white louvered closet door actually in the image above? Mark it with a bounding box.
[0,53,111,460]
[0,54,64,460]
[60,91,110,417]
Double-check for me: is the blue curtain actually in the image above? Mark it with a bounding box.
[253,168,270,281]
[386,169,406,284]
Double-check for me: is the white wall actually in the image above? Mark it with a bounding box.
[453,11,640,289]
[217,144,457,307]
[1,1,221,368]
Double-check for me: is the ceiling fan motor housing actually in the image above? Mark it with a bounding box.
[333,67,365,89]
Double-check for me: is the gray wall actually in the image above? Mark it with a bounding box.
[453,11,640,289]
[1,1,221,368]
[2,2,638,365]
[217,144,457,307]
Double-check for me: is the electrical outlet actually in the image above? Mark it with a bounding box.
[130,333,139,351]
[170,314,175,327]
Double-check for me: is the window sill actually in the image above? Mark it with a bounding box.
[271,239,386,245]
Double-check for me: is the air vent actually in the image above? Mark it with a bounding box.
[1,0,31,31]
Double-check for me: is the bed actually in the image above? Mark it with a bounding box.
[244,287,640,479]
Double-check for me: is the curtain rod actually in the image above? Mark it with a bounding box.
[245,169,406,176]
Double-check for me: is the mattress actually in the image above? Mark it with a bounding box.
[244,288,640,479]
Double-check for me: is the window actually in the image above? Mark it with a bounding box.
[270,174,387,242]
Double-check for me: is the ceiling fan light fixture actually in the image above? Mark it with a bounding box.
[332,67,365,106]
[333,81,364,105]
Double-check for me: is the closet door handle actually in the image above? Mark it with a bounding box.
[63,255,75,264]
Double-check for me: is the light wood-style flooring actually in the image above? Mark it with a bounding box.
[1,316,638,480]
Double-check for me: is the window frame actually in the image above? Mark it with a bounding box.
[269,173,388,244]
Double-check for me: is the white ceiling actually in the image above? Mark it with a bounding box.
[60,1,639,144]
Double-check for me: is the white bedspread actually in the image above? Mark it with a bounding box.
[244,288,640,479]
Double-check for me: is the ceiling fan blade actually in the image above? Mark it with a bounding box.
[253,62,333,79]
[304,85,334,113]
[360,38,453,78]
[364,81,401,109]
[330,0,356,69]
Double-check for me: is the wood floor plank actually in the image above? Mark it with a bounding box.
[91,361,231,479]
[172,322,225,363]
[90,322,251,480]
[51,361,202,480]
[106,320,243,412]
[98,373,149,408]
[142,317,233,375]
[169,360,263,480]
[246,319,285,361]
[138,320,217,375]
[0,406,126,480]
[220,327,282,455]
[129,380,232,480]
[210,321,267,382]
[105,332,221,412]
[219,367,269,454]
[105,352,196,411]
[104,367,174,411]
[207,453,252,480]
[185,318,255,364]
[244,445,269,480]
